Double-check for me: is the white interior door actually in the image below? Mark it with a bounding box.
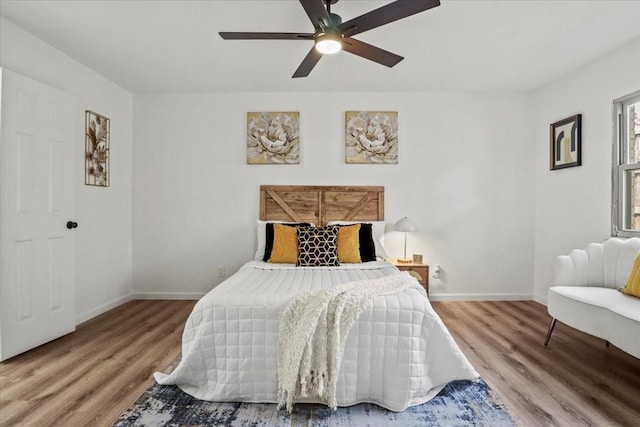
[0,68,77,361]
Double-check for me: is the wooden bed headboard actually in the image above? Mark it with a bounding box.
[260,185,384,226]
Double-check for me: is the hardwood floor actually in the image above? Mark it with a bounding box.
[431,301,640,427]
[0,300,196,427]
[0,300,638,426]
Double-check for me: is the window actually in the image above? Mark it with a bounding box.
[612,90,640,237]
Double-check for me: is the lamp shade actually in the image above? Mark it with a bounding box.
[394,217,416,232]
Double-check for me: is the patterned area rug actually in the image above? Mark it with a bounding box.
[113,379,516,427]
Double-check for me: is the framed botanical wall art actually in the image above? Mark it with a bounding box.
[247,112,300,164]
[550,114,581,170]
[85,110,110,186]
[346,111,398,164]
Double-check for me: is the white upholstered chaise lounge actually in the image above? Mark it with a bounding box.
[545,238,640,359]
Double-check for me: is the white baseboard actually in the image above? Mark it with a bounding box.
[428,293,533,302]
[74,291,535,325]
[533,294,547,305]
[132,292,205,300]
[76,293,133,325]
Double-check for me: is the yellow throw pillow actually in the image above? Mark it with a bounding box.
[622,254,640,298]
[268,223,299,264]
[337,224,361,264]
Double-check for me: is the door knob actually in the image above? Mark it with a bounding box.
[66,221,78,229]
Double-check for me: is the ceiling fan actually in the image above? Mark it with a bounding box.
[219,0,441,78]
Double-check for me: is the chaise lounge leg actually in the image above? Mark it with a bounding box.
[544,318,557,346]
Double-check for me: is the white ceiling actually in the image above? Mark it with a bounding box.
[1,0,639,94]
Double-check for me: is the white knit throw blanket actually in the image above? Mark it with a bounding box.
[276,271,422,412]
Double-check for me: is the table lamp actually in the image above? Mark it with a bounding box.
[394,217,416,263]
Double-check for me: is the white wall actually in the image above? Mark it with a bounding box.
[133,92,534,300]
[532,36,640,303]
[0,17,134,322]
[15,16,636,310]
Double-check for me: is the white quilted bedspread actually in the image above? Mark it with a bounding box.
[154,261,479,411]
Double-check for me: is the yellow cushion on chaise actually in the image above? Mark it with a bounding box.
[622,254,640,297]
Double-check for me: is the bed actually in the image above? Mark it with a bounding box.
[154,185,478,411]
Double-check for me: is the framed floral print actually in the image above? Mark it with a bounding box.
[346,111,398,164]
[247,112,300,164]
[85,110,110,186]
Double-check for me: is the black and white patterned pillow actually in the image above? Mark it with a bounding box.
[297,226,340,267]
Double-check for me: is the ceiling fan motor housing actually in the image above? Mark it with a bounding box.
[328,12,342,26]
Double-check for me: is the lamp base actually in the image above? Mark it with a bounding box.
[396,258,413,263]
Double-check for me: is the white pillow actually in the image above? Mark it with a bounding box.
[255,220,315,260]
[327,220,388,259]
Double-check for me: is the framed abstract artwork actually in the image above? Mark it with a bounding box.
[247,112,300,164]
[345,111,398,164]
[550,114,581,170]
[85,110,110,186]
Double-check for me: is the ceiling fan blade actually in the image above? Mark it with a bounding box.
[338,0,440,37]
[342,38,403,68]
[292,47,323,78]
[219,32,313,40]
[299,0,332,30]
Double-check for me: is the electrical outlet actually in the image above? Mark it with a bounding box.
[217,266,226,278]
[432,264,441,279]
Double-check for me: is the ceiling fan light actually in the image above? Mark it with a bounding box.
[315,32,342,54]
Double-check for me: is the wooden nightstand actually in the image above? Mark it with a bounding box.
[389,260,430,295]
